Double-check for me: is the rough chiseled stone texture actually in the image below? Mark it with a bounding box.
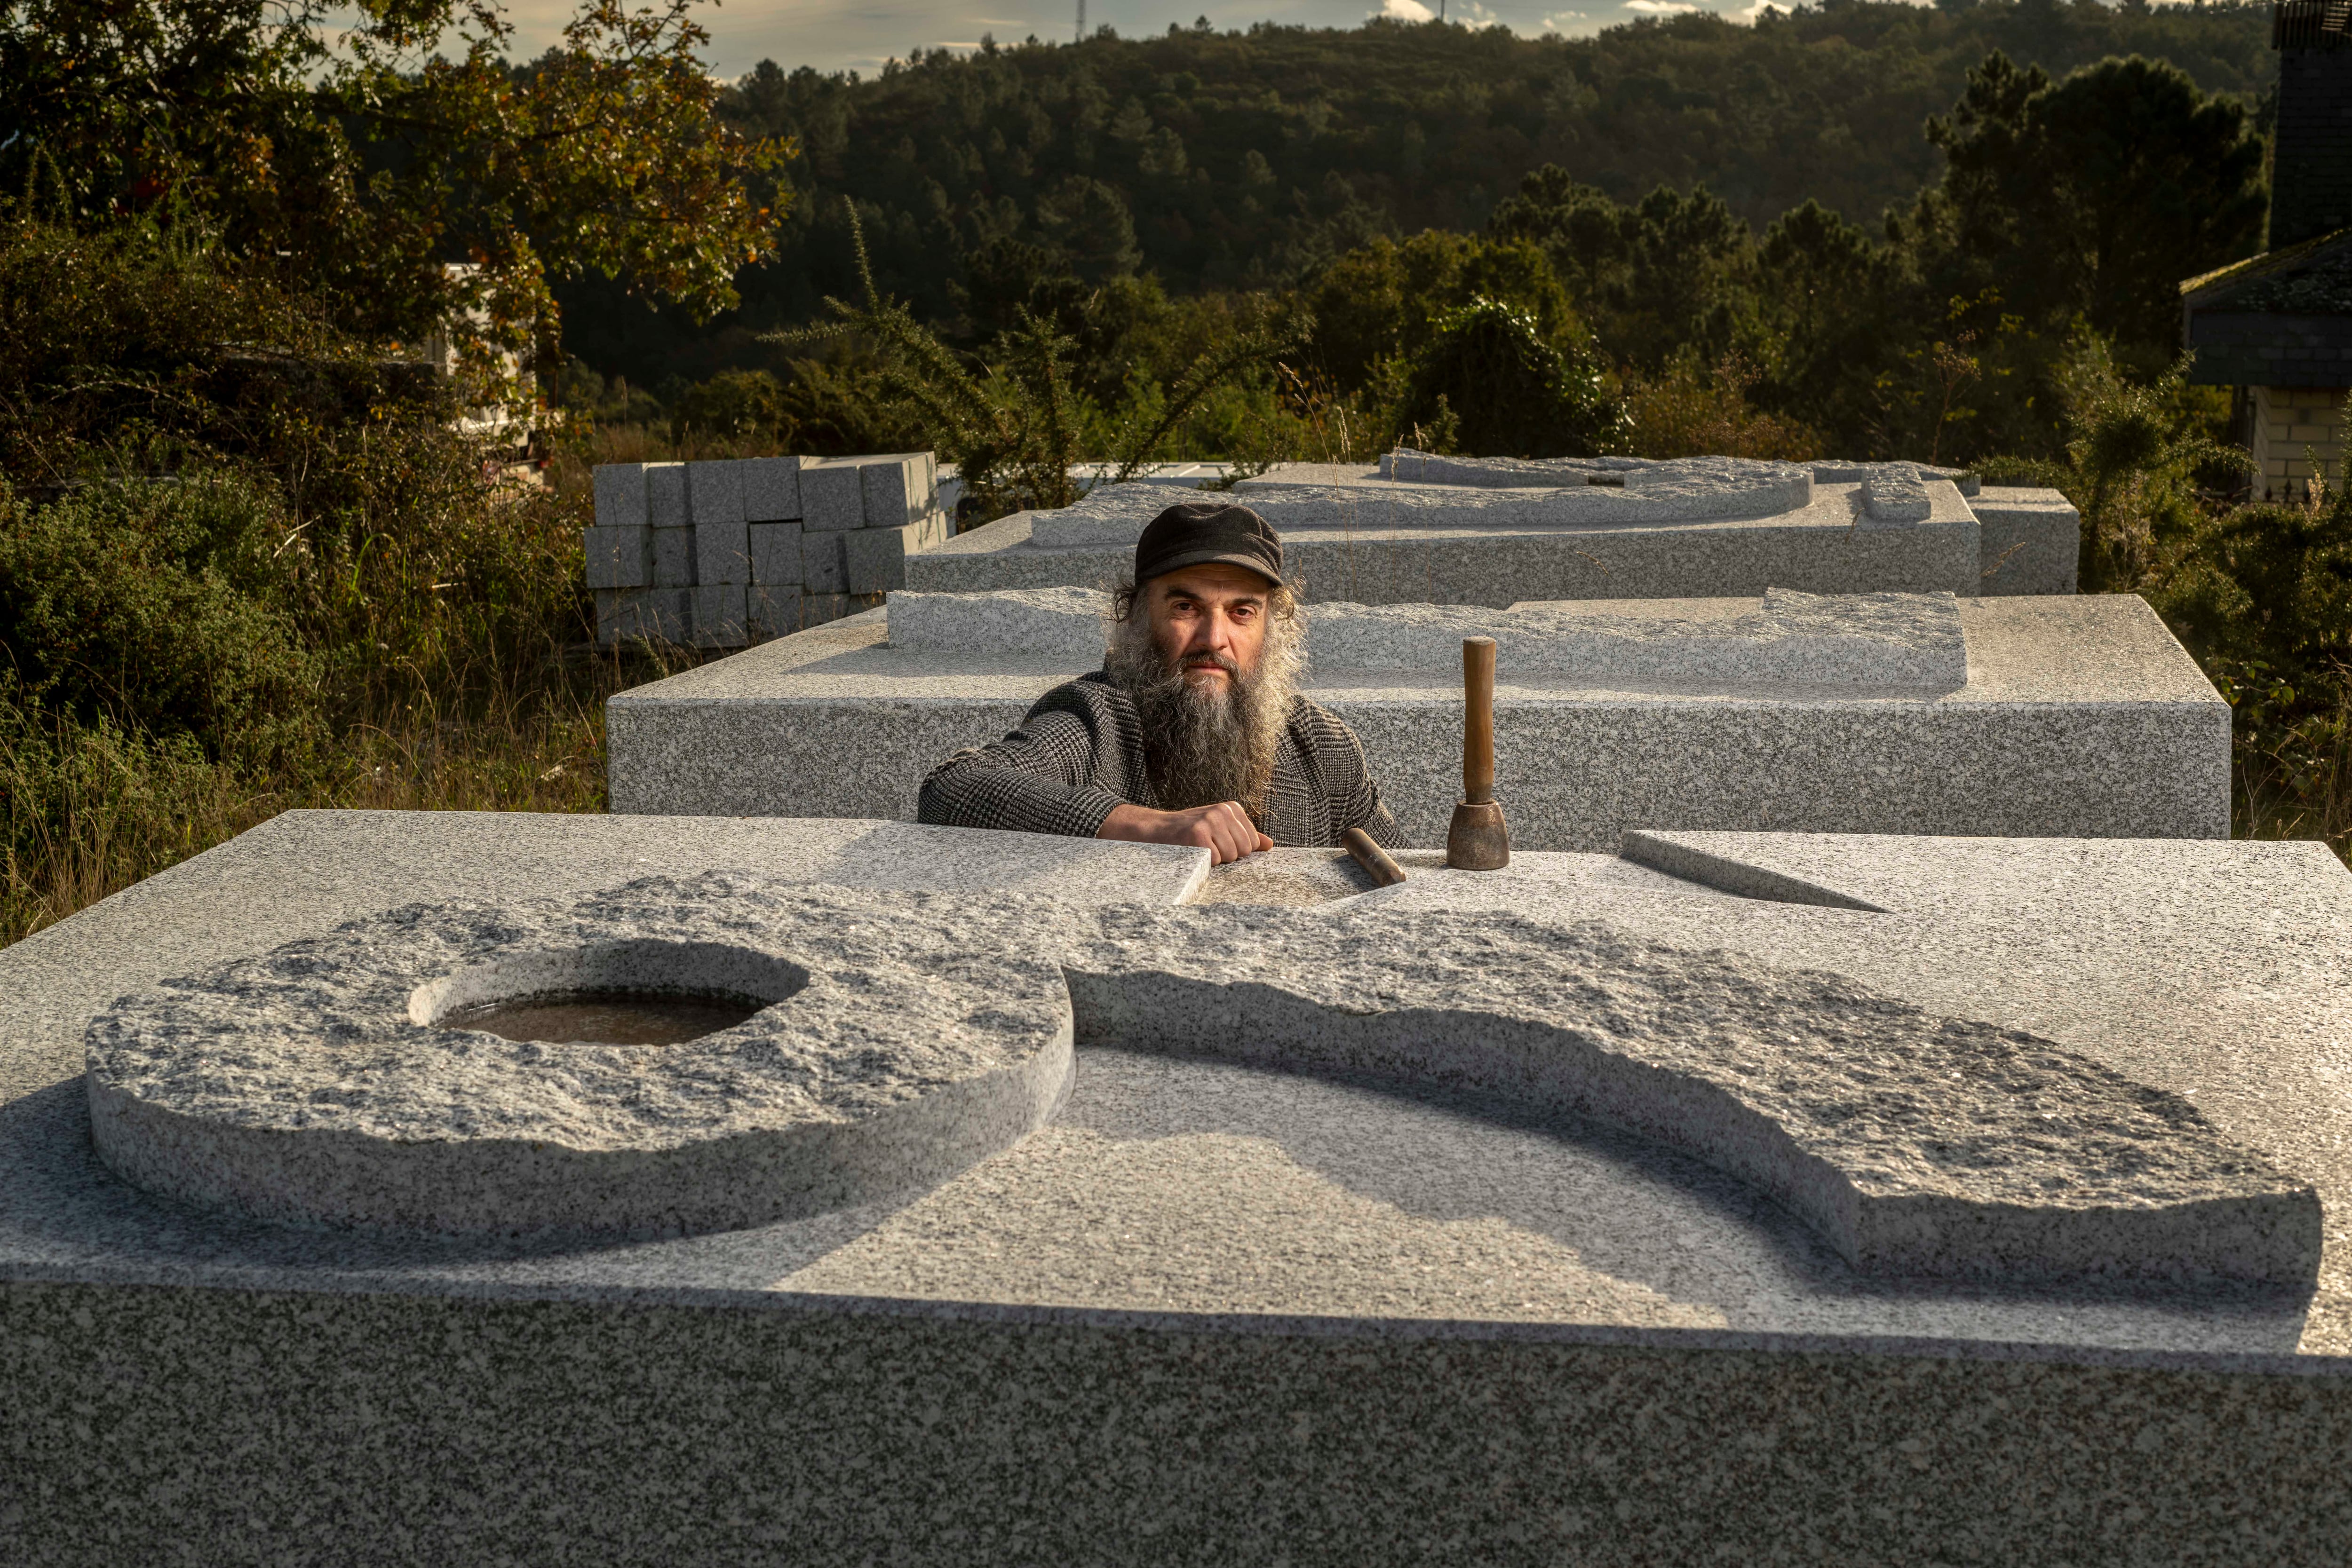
[1375,449,1979,498]
[1859,463,1934,525]
[88,874,2318,1285]
[1028,459,1816,547]
[890,586,1968,689]
[86,879,1075,1238]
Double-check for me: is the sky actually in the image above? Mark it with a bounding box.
[484,0,1782,79]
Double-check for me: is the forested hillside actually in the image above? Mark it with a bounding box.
[560,1,2277,388]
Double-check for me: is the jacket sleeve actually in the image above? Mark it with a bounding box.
[1338,743,1407,849]
[917,706,1132,839]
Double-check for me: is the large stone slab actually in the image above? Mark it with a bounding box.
[8,818,2352,1559]
[606,592,2227,845]
[81,871,2320,1284]
[892,585,1970,689]
[921,459,2077,601]
[915,477,1986,604]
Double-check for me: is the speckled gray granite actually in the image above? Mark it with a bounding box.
[915,480,1983,605]
[9,820,2352,1559]
[609,594,2225,846]
[87,883,1076,1238]
[84,871,2313,1283]
[1859,462,1934,524]
[913,470,2083,605]
[1974,483,2082,595]
[1373,449,1980,497]
[1030,459,1819,547]
[891,586,1968,689]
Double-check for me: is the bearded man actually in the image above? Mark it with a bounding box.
[917,502,1403,864]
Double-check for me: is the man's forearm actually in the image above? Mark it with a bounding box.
[917,747,1127,839]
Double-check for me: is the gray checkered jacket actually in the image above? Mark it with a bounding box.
[918,673,1405,848]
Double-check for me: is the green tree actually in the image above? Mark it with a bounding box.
[1911,51,2265,366]
[2,0,789,374]
[1401,297,1631,459]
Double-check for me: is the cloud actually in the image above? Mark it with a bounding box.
[1539,8,1588,25]
[1378,0,1436,19]
[1623,0,1698,11]
[1731,0,1782,18]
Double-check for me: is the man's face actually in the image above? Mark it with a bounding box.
[1144,563,1274,693]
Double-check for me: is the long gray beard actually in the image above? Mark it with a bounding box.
[1104,613,1303,819]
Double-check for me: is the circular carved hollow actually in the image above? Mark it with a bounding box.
[85,882,1072,1241]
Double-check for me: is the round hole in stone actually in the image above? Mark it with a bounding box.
[409,939,808,1047]
[438,990,765,1047]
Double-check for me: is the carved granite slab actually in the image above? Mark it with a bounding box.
[1027,458,1816,547]
[87,874,2318,1286]
[85,880,1077,1238]
[1380,449,1978,499]
[887,586,1970,689]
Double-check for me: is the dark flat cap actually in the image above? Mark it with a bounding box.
[1134,502,1283,586]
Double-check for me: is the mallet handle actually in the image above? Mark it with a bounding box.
[1462,636,1496,805]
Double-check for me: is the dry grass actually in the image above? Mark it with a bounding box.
[0,652,665,945]
[2230,699,2352,864]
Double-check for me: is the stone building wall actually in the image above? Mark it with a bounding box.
[2251,384,2349,499]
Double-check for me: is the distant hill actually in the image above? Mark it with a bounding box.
[559,2,2276,389]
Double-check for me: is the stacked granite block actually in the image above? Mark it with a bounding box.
[589,452,946,647]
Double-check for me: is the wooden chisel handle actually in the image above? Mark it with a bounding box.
[1462,636,1496,805]
[1343,827,1407,887]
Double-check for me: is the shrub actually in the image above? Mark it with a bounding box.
[1401,297,1630,459]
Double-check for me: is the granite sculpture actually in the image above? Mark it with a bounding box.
[604,586,2225,844]
[912,453,2079,602]
[11,811,2352,1559]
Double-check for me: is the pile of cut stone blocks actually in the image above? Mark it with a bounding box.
[587,452,949,647]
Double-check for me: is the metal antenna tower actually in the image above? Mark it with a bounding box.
[1075,0,1085,41]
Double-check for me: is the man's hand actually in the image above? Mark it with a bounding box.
[1097,801,1271,864]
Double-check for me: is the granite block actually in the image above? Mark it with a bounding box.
[860,453,929,529]
[608,594,2225,844]
[87,872,2314,1283]
[1030,466,1819,547]
[12,1281,2352,1563]
[685,459,746,528]
[583,524,650,590]
[802,462,867,531]
[1859,463,1933,525]
[743,455,803,522]
[591,462,647,529]
[650,526,694,587]
[9,816,2352,1556]
[889,586,1969,690]
[750,521,804,585]
[748,582,802,638]
[802,592,855,627]
[914,486,1982,605]
[690,583,748,647]
[845,509,950,594]
[599,587,690,644]
[1973,485,2082,596]
[803,528,848,593]
[644,461,688,528]
[694,516,751,585]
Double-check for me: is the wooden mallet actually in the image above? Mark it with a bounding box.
[1445,636,1510,870]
